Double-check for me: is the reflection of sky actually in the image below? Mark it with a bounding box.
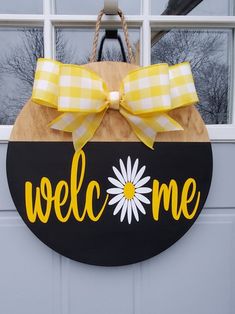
[151,0,232,15]
[55,0,141,14]
[0,0,140,15]
[0,28,29,57]
[56,28,140,63]
[0,28,43,124]
[0,0,232,15]
[0,0,42,14]
[151,29,232,65]
[0,0,233,124]
[0,28,31,100]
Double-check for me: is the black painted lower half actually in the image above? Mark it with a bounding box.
[7,142,212,266]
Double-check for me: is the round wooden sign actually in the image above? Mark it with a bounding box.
[7,61,212,266]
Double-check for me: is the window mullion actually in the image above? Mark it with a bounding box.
[43,0,53,58]
[141,0,150,66]
[232,29,235,124]
[149,15,235,28]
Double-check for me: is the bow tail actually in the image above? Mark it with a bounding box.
[120,109,183,149]
[49,110,106,151]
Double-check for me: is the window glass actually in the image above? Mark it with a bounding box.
[0,28,44,125]
[0,0,42,14]
[55,28,140,64]
[151,29,232,124]
[55,0,141,15]
[151,0,233,16]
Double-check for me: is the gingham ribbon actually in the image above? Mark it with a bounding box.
[32,58,199,151]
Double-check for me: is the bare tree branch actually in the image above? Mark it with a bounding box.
[152,29,229,124]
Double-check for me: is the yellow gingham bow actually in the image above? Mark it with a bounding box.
[32,58,199,151]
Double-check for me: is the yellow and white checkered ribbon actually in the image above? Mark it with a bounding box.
[32,58,199,151]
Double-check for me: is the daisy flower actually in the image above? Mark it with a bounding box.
[107,156,152,224]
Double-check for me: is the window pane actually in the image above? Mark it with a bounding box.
[55,28,140,64]
[151,29,232,124]
[0,28,44,125]
[0,0,42,14]
[151,0,233,16]
[55,0,140,14]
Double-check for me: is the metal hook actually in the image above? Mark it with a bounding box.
[104,0,118,15]
[97,2,130,62]
[97,29,127,62]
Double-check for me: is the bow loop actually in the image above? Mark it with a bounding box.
[32,58,199,151]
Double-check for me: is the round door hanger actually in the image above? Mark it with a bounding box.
[7,61,213,266]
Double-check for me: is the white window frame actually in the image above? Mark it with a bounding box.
[0,0,234,142]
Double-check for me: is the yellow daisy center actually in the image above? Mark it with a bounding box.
[123,182,135,200]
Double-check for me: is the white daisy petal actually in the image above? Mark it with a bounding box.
[133,166,146,185]
[135,187,152,194]
[120,199,128,222]
[135,176,151,188]
[133,196,146,214]
[108,177,124,188]
[119,159,128,183]
[135,193,150,204]
[108,157,151,223]
[112,166,125,185]
[130,159,139,183]
[113,197,125,215]
[108,193,124,205]
[131,199,139,222]
[127,156,132,182]
[107,188,123,195]
[127,200,132,224]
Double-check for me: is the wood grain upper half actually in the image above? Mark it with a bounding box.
[10,61,209,142]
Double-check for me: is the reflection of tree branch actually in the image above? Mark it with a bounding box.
[152,29,229,124]
[0,26,229,126]
[56,29,76,63]
[196,61,229,124]
[152,30,224,69]
[0,27,138,123]
[0,28,43,88]
[0,29,44,122]
[0,28,76,124]
[0,28,76,87]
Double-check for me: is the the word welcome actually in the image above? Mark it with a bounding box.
[25,150,200,223]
